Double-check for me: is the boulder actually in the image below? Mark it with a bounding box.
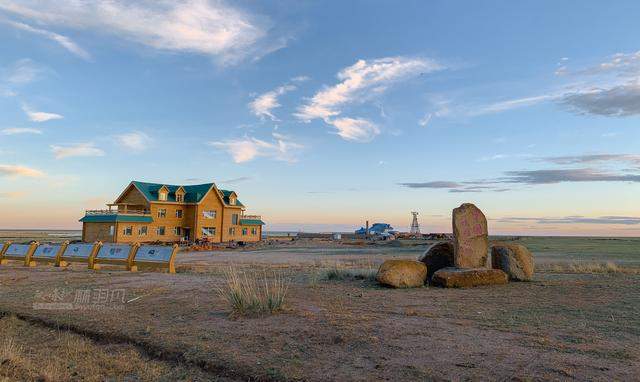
[431,267,508,288]
[491,243,534,281]
[376,260,427,288]
[452,203,489,268]
[418,241,454,281]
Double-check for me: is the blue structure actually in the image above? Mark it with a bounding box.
[355,223,397,236]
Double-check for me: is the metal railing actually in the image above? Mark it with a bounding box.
[241,214,262,220]
[85,209,151,216]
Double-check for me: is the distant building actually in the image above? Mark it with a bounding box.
[80,181,264,243]
[355,223,397,236]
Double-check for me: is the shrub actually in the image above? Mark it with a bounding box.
[217,266,289,316]
[322,263,377,281]
[540,261,640,274]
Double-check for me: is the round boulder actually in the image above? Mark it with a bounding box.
[418,241,454,281]
[491,243,534,281]
[376,260,427,288]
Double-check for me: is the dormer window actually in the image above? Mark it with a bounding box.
[176,194,183,202]
[230,195,236,205]
[159,191,167,201]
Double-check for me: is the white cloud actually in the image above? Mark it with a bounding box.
[209,133,303,163]
[249,84,296,121]
[0,164,44,177]
[0,0,279,64]
[418,113,432,127]
[22,105,63,122]
[114,131,151,151]
[2,58,46,85]
[471,94,560,116]
[329,117,380,143]
[50,143,104,159]
[296,56,441,142]
[2,19,90,60]
[296,56,441,122]
[1,127,42,135]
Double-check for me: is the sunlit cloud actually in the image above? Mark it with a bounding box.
[0,0,282,65]
[50,143,104,159]
[296,56,442,141]
[22,105,63,122]
[249,84,296,121]
[0,164,44,177]
[113,131,152,152]
[209,133,303,163]
[1,19,91,60]
[1,127,42,135]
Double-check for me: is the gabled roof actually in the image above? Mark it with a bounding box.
[220,189,244,207]
[128,181,244,205]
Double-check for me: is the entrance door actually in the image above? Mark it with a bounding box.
[183,228,191,241]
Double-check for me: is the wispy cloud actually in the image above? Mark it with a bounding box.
[398,181,462,189]
[498,215,640,225]
[220,176,252,184]
[1,127,42,135]
[0,0,282,65]
[0,191,27,198]
[0,164,44,177]
[296,56,442,141]
[50,143,104,159]
[1,58,46,85]
[249,83,296,121]
[1,19,90,60]
[544,154,640,166]
[209,133,303,163]
[113,131,151,152]
[329,117,380,142]
[22,105,63,122]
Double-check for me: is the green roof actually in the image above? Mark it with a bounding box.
[130,181,244,206]
[240,219,265,225]
[79,215,154,223]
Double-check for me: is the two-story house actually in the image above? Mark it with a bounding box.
[79,181,264,243]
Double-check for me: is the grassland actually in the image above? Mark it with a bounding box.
[0,234,638,381]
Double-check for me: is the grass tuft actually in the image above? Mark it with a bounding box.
[216,266,290,316]
[322,263,377,282]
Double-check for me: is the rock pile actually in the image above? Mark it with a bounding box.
[376,202,534,288]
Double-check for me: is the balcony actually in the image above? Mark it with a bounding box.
[241,214,262,220]
[85,209,151,216]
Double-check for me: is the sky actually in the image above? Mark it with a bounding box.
[0,0,639,236]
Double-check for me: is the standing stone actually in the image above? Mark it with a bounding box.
[491,243,534,281]
[452,203,489,268]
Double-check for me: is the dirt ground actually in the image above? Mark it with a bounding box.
[0,239,638,381]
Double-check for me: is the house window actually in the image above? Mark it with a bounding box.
[176,209,183,218]
[230,196,236,205]
[251,228,257,235]
[109,225,115,236]
[123,226,133,236]
[242,228,248,236]
[203,210,216,219]
[232,214,239,225]
[157,226,166,236]
[173,227,182,236]
[202,227,216,236]
[159,191,167,201]
[158,208,166,218]
[176,194,184,202]
[138,226,148,236]
[228,227,235,235]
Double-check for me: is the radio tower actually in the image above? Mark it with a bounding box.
[410,211,420,235]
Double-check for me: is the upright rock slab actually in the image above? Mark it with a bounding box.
[452,203,489,268]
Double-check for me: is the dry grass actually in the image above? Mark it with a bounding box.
[217,266,290,316]
[321,262,377,282]
[539,261,640,275]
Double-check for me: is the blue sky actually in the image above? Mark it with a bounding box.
[1,1,639,235]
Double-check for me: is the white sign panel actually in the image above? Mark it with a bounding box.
[5,244,29,257]
[98,244,131,260]
[65,244,95,258]
[136,246,173,262]
[33,244,60,258]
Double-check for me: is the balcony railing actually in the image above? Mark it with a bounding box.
[241,215,262,220]
[85,209,151,216]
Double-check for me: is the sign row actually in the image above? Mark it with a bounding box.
[0,242,179,273]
